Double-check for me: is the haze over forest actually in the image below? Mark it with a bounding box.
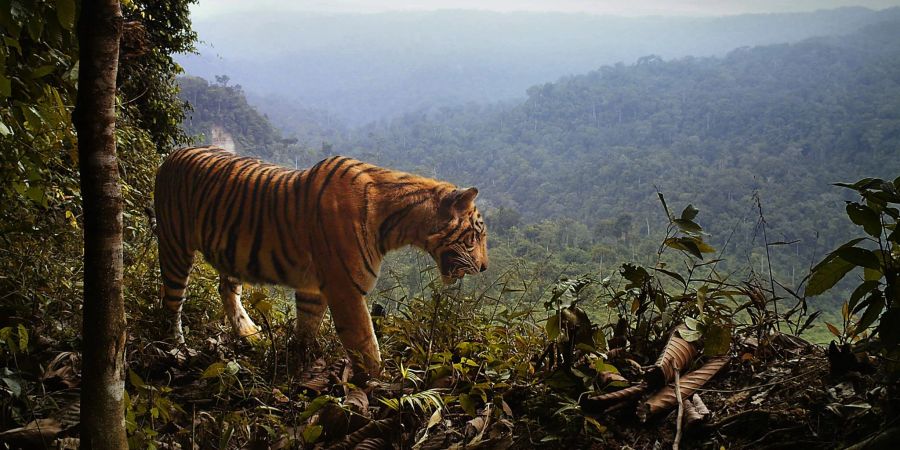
[178,5,900,328]
[180,6,900,125]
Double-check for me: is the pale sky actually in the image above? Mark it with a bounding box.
[190,0,900,19]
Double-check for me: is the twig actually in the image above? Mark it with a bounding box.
[673,367,684,450]
[691,364,825,393]
[424,291,443,373]
[755,194,780,331]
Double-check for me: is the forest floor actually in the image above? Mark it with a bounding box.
[1,297,897,450]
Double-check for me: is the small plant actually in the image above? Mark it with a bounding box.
[806,177,900,355]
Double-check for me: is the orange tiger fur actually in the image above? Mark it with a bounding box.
[154,146,488,375]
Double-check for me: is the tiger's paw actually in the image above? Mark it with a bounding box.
[235,321,262,343]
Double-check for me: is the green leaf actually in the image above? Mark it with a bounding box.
[680,238,703,259]
[681,204,699,221]
[29,65,55,79]
[835,247,881,270]
[546,315,560,340]
[684,316,700,330]
[665,238,703,258]
[27,16,43,41]
[703,324,731,356]
[225,360,240,376]
[584,416,607,434]
[592,328,607,352]
[25,186,44,206]
[679,328,702,342]
[0,120,11,136]
[300,395,334,420]
[1,376,22,398]
[810,239,865,272]
[620,263,650,286]
[129,369,146,389]
[0,74,10,98]
[879,308,900,347]
[459,393,477,417]
[301,425,322,444]
[695,240,716,254]
[856,291,884,332]
[657,192,672,220]
[16,324,27,352]
[201,361,226,379]
[651,267,686,287]
[849,281,878,313]
[673,219,702,234]
[864,267,882,282]
[806,257,854,296]
[847,203,882,238]
[56,0,76,30]
[835,178,881,191]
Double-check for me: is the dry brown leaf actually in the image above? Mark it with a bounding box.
[345,388,370,415]
[683,396,704,428]
[692,394,710,417]
[327,417,397,450]
[354,437,388,450]
[580,383,648,412]
[639,356,728,421]
[0,418,63,448]
[465,404,492,445]
[41,352,80,389]
[298,358,330,392]
[643,326,698,389]
[55,437,79,449]
[598,371,628,385]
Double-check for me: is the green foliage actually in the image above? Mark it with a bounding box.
[0,0,202,440]
[119,0,198,150]
[807,177,900,354]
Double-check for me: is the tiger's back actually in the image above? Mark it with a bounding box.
[155,146,319,289]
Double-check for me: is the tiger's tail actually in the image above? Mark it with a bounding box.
[144,205,157,236]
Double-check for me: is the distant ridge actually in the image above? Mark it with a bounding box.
[178,7,900,125]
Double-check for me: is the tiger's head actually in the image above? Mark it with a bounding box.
[427,187,489,284]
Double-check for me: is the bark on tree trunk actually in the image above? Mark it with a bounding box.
[74,1,128,448]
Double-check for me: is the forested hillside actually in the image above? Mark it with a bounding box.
[313,21,900,311]
[177,76,340,162]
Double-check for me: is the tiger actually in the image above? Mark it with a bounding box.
[153,146,488,376]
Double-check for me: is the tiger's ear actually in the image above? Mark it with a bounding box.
[440,187,479,216]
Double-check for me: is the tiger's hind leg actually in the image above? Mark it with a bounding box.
[159,244,195,344]
[294,292,327,362]
[219,275,260,339]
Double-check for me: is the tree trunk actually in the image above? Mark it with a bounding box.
[74,1,127,448]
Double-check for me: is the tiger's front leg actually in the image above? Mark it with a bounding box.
[294,291,327,363]
[218,275,260,339]
[324,286,382,379]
